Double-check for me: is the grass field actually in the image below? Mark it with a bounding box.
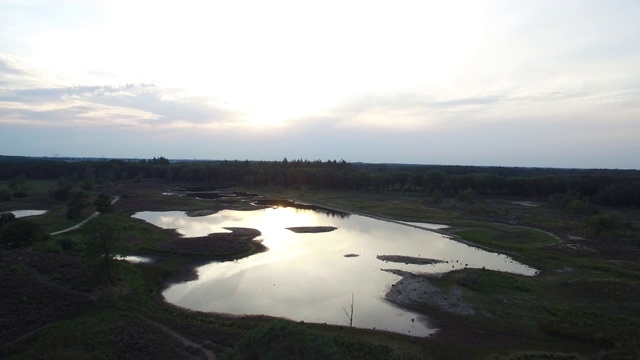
[1,180,639,359]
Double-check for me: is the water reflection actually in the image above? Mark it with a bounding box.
[133,207,536,337]
[6,209,48,218]
[401,221,449,230]
[115,255,153,264]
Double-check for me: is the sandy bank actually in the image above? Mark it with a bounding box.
[384,270,474,316]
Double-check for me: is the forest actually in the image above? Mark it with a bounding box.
[1,155,639,207]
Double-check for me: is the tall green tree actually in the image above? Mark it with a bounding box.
[66,192,91,220]
[93,193,114,214]
[82,214,123,284]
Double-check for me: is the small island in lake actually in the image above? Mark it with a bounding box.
[286,226,337,233]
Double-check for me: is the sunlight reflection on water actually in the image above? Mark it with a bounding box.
[133,207,536,336]
[6,209,48,218]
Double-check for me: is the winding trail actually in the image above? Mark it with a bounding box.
[50,196,120,236]
[146,320,216,360]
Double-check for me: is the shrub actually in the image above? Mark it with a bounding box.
[57,236,85,254]
[587,212,622,236]
[457,188,475,204]
[0,219,48,248]
[430,189,443,204]
[35,239,64,254]
[0,212,16,230]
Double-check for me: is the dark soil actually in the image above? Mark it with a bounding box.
[0,251,96,357]
[377,255,446,265]
[151,228,266,257]
[286,226,337,233]
[113,317,194,360]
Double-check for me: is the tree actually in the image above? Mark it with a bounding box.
[587,212,622,237]
[93,193,114,214]
[82,214,123,284]
[0,212,16,230]
[0,218,47,248]
[343,293,355,328]
[67,192,91,220]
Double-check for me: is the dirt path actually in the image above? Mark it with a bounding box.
[50,196,120,236]
[146,320,216,360]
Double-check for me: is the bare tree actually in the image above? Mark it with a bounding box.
[343,293,354,328]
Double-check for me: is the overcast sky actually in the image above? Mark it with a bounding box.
[1,0,639,168]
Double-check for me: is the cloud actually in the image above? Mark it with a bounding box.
[0,59,236,128]
[0,58,28,77]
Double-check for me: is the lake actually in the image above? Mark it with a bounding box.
[133,206,536,336]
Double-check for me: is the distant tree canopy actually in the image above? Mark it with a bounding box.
[1,155,639,207]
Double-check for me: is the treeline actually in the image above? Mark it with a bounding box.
[1,156,639,207]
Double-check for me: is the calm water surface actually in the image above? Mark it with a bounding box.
[7,209,48,218]
[133,207,536,336]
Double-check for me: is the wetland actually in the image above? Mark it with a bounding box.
[132,204,536,336]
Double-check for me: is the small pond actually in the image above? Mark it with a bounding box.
[133,206,536,337]
[5,210,48,218]
[115,255,154,264]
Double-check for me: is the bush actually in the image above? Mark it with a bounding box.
[430,190,443,204]
[0,212,16,230]
[35,239,64,254]
[587,212,622,236]
[57,236,85,254]
[457,188,475,204]
[0,219,48,248]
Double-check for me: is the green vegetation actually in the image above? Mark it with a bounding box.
[2,155,640,207]
[82,213,125,284]
[220,321,341,360]
[0,160,639,359]
[0,218,48,248]
[93,192,114,214]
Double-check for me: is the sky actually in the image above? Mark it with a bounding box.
[0,0,639,168]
